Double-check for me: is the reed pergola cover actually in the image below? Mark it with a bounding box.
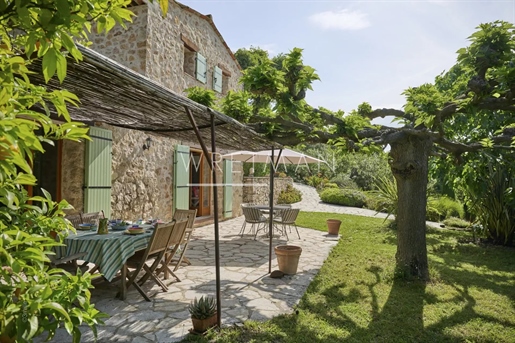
[28,45,278,151]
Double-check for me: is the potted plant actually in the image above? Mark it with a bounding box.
[188,296,218,333]
[326,219,342,235]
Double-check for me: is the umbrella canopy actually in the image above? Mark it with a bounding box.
[222,148,326,165]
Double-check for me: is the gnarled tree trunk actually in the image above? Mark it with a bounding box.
[389,134,431,280]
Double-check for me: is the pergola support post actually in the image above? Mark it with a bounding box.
[184,106,221,329]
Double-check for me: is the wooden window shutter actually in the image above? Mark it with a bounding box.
[195,53,207,84]
[84,127,112,218]
[174,144,190,210]
[213,65,223,93]
[223,159,233,218]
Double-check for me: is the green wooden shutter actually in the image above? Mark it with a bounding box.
[213,66,223,93]
[223,159,233,218]
[174,144,190,210]
[196,53,207,84]
[84,127,112,218]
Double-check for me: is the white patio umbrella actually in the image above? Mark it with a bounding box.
[222,148,326,273]
[222,148,326,165]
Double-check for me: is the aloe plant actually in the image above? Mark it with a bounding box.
[188,296,217,319]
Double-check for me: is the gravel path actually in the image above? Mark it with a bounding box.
[292,183,441,228]
[293,183,389,219]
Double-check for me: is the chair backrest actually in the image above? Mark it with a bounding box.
[243,206,264,222]
[173,209,197,229]
[65,214,83,229]
[167,218,189,246]
[81,211,105,224]
[241,203,256,207]
[145,221,177,258]
[280,208,300,224]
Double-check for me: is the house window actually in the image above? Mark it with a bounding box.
[183,47,196,77]
[217,64,231,94]
[181,33,199,78]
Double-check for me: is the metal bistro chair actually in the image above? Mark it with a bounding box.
[171,209,197,271]
[273,208,301,240]
[240,206,267,238]
[123,221,176,301]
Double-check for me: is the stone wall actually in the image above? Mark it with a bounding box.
[103,123,178,222]
[59,123,240,222]
[89,2,242,97]
[242,177,293,205]
[89,5,148,74]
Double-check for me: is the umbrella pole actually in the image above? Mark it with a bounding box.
[269,147,274,273]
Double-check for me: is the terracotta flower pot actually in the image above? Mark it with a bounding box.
[275,245,302,275]
[326,219,342,235]
[191,313,218,333]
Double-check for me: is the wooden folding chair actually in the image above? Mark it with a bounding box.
[171,209,197,271]
[122,221,176,301]
[81,210,105,225]
[65,213,83,229]
[156,218,189,281]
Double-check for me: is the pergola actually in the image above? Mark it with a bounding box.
[29,45,280,328]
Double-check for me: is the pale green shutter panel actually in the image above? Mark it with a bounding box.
[213,66,223,93]
[223,159,233,218]
[196,53,207,83]
[174,144,190,210]
[84,127,112,218]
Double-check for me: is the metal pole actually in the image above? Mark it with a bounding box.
[184,106,221,329]
[209,110,222,329]
[268,148,283,273]
[268,147,274,273]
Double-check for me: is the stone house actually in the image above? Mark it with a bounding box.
[33,1,265,224]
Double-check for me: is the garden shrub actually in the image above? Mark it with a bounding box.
[340,153,392,191]
[365,192,395,214]
[305,174,329,191]
[329,174,359,189]
[323,182,339,189]
[427,196,464,221]
[320,188,366,208]
[443,217,471,229]
[278,184,302,204]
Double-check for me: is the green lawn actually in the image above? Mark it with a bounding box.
[185,212,515,342]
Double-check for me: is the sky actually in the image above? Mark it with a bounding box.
[180,0,515,126]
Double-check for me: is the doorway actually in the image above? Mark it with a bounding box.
[30,141,62,201]
[190,149,211,216]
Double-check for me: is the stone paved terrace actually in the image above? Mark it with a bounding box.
[44,212,339,342]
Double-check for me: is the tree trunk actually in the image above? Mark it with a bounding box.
[389,135,431,280]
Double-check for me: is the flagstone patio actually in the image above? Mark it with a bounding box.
[43,215,338,343]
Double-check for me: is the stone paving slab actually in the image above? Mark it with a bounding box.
[39,212,338,343]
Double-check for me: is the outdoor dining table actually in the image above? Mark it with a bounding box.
[61,224,154,299]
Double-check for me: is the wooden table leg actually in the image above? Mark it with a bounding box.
[119,264,127,300]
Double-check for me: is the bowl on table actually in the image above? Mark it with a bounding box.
[111,223,131,231]
[78,223,98,231]
[124,225,145,235]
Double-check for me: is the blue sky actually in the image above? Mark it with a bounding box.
[181,1,514,125]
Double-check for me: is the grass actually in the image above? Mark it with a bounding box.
[183,212,515,342]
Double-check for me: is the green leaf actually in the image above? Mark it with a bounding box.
[41,302,71,322]
[42,48,58,83]
[56,51,67,83]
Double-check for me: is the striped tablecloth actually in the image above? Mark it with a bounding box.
[63,226,153,281]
